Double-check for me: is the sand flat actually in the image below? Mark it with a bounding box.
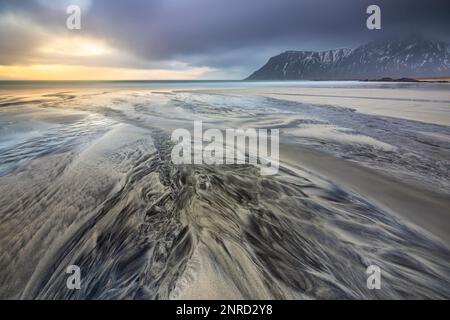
[280,142,450,245]
[193,83,450,126]
[1,82,450,299]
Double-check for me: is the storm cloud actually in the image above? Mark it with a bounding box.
[0,0,449,78]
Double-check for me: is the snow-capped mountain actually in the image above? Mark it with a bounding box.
[246,35,450,80]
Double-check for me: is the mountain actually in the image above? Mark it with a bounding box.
[246,35,450,80]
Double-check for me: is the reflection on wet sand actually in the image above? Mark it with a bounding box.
[0,82,449,299]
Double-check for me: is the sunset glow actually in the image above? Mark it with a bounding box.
[0,64,213,80]
[37,36,113,57]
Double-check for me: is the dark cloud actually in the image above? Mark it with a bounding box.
[1,0,449,77]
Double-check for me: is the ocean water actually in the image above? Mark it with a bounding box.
[0,81,449,299]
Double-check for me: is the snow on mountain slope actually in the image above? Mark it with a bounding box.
[246,35,450,80]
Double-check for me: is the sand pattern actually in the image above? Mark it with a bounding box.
[0,84,449,299]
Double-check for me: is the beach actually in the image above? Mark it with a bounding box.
[0,81,449,299]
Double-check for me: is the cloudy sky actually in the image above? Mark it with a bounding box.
[0,0,449,80]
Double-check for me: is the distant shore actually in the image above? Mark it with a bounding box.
[361,76,450,83]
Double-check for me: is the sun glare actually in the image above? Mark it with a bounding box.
[38,36,113,57]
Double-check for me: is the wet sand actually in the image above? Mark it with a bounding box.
[197,83,450,243]
[280,143,450,245]
[0,82,449,299]
[196,82,450,126]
